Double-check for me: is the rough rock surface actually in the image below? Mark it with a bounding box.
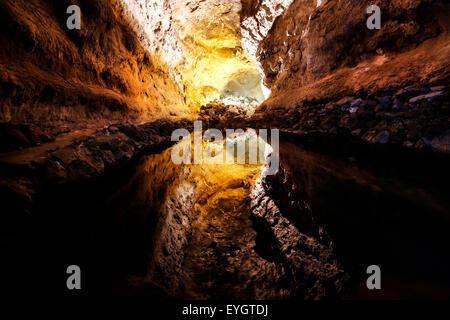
[257,0,450,93]
[0,118,193,222]
[199,84,449,154]
[113,147,197,297]
[119,0,263,106]
[252,84,450,153]
[0,0,189,147]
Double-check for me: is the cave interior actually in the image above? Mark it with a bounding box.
[0,0,450,300]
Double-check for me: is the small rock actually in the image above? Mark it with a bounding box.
[336,96,355,107]
[394,88,408,98]
[43,159,67,182]
[403,141,414,148]
[108,125,119,133]
[395,87,423,100]
[329,127,338,134]
[325,102,336,110]
[406,130,422,142]
[409,91,443,103]
[375,131,390,144]
[362,129,377,142]
[430,134,450,153]
[414,137,431,149]
[350,98,363,108]
[430,86,445,92]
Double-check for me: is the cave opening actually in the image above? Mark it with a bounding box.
[119,0,271,109]
[219,69,266,105]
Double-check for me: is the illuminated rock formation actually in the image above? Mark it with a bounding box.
[120,0,265,107]
[0,0,190,138]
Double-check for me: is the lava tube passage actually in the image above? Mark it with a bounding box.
[1,0,450,311]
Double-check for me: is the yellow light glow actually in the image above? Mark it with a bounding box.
[172,1,264,107]
[139,133,265,222]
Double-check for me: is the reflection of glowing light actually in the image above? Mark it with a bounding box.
[172,130,268,166]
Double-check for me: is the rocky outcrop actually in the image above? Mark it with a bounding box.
[257,0,450,94]
[253,83,450,153]
[238,0,450,141]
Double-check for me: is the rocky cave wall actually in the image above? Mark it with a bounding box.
[0,0,189,151]
[252,0,450,107]
[238,0,450,154]
[2,0,449,144]
[1,0,291,151]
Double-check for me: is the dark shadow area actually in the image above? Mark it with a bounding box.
[276,132,450,299]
